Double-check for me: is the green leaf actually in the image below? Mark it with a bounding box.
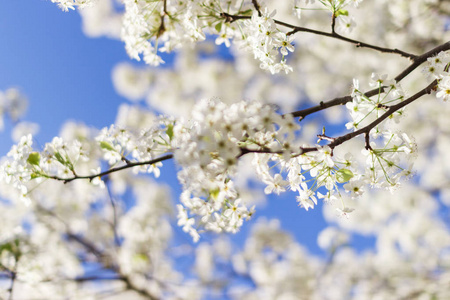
[166,123,174,141]
[27,152,40,167]
[336,168,354,183]
[215,22,222,33]
[210,188,220,200]
[335,9,348,17]
[100,141,116,152]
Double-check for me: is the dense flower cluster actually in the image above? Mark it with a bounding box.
[172,99,294,240]
[239,8,295,74]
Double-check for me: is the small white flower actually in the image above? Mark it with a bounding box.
[263,174,288,195]
[344,178,365,197]
[316,145,334,167]
[337,16,356,34]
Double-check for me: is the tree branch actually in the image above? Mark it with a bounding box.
[47,154,173,183]
[251,0,262,16]
[299,80,437,155]
[219,12,417,59]
[105,178,121,248]
[290,41,450,119]
[240,81,437,158]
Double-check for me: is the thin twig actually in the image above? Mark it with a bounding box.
[331,13,336,34]
[157,0,169,38]
[7,262,17,300]
[251,0,262,16]
[105,178,120,247]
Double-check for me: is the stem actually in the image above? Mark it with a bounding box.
[251,0,261,16]
[105,178,120,247]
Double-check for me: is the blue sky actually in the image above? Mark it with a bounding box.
[0,1,126,142]
[0,1,375,257]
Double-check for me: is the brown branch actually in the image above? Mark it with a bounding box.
[395,41,450,82]
[290,89,379,119]
[251,0,262,16]
[290,41,450,119]
[301,80,437,155]
[364,132,371,150]
[331,13,337,34]
[157,0,169,38]
[241,81,437,158]
[47,154,173,184]
[239,147,282,157]
[219,12,417,59]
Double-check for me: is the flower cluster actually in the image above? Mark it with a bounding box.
[345,74,416,186]
[361,131,416,188]
[172,98,299,240]
[122,0,206,66]
[254,144,354,213]
[0,134,34,203]
[50,0,94,12]
[422,50,450,80]
[239,8,295,74]
[96,119,172,175]
[0,133,95,204]
[251,74,417,215]
[422,51,450,101]
[346,74,405,133]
